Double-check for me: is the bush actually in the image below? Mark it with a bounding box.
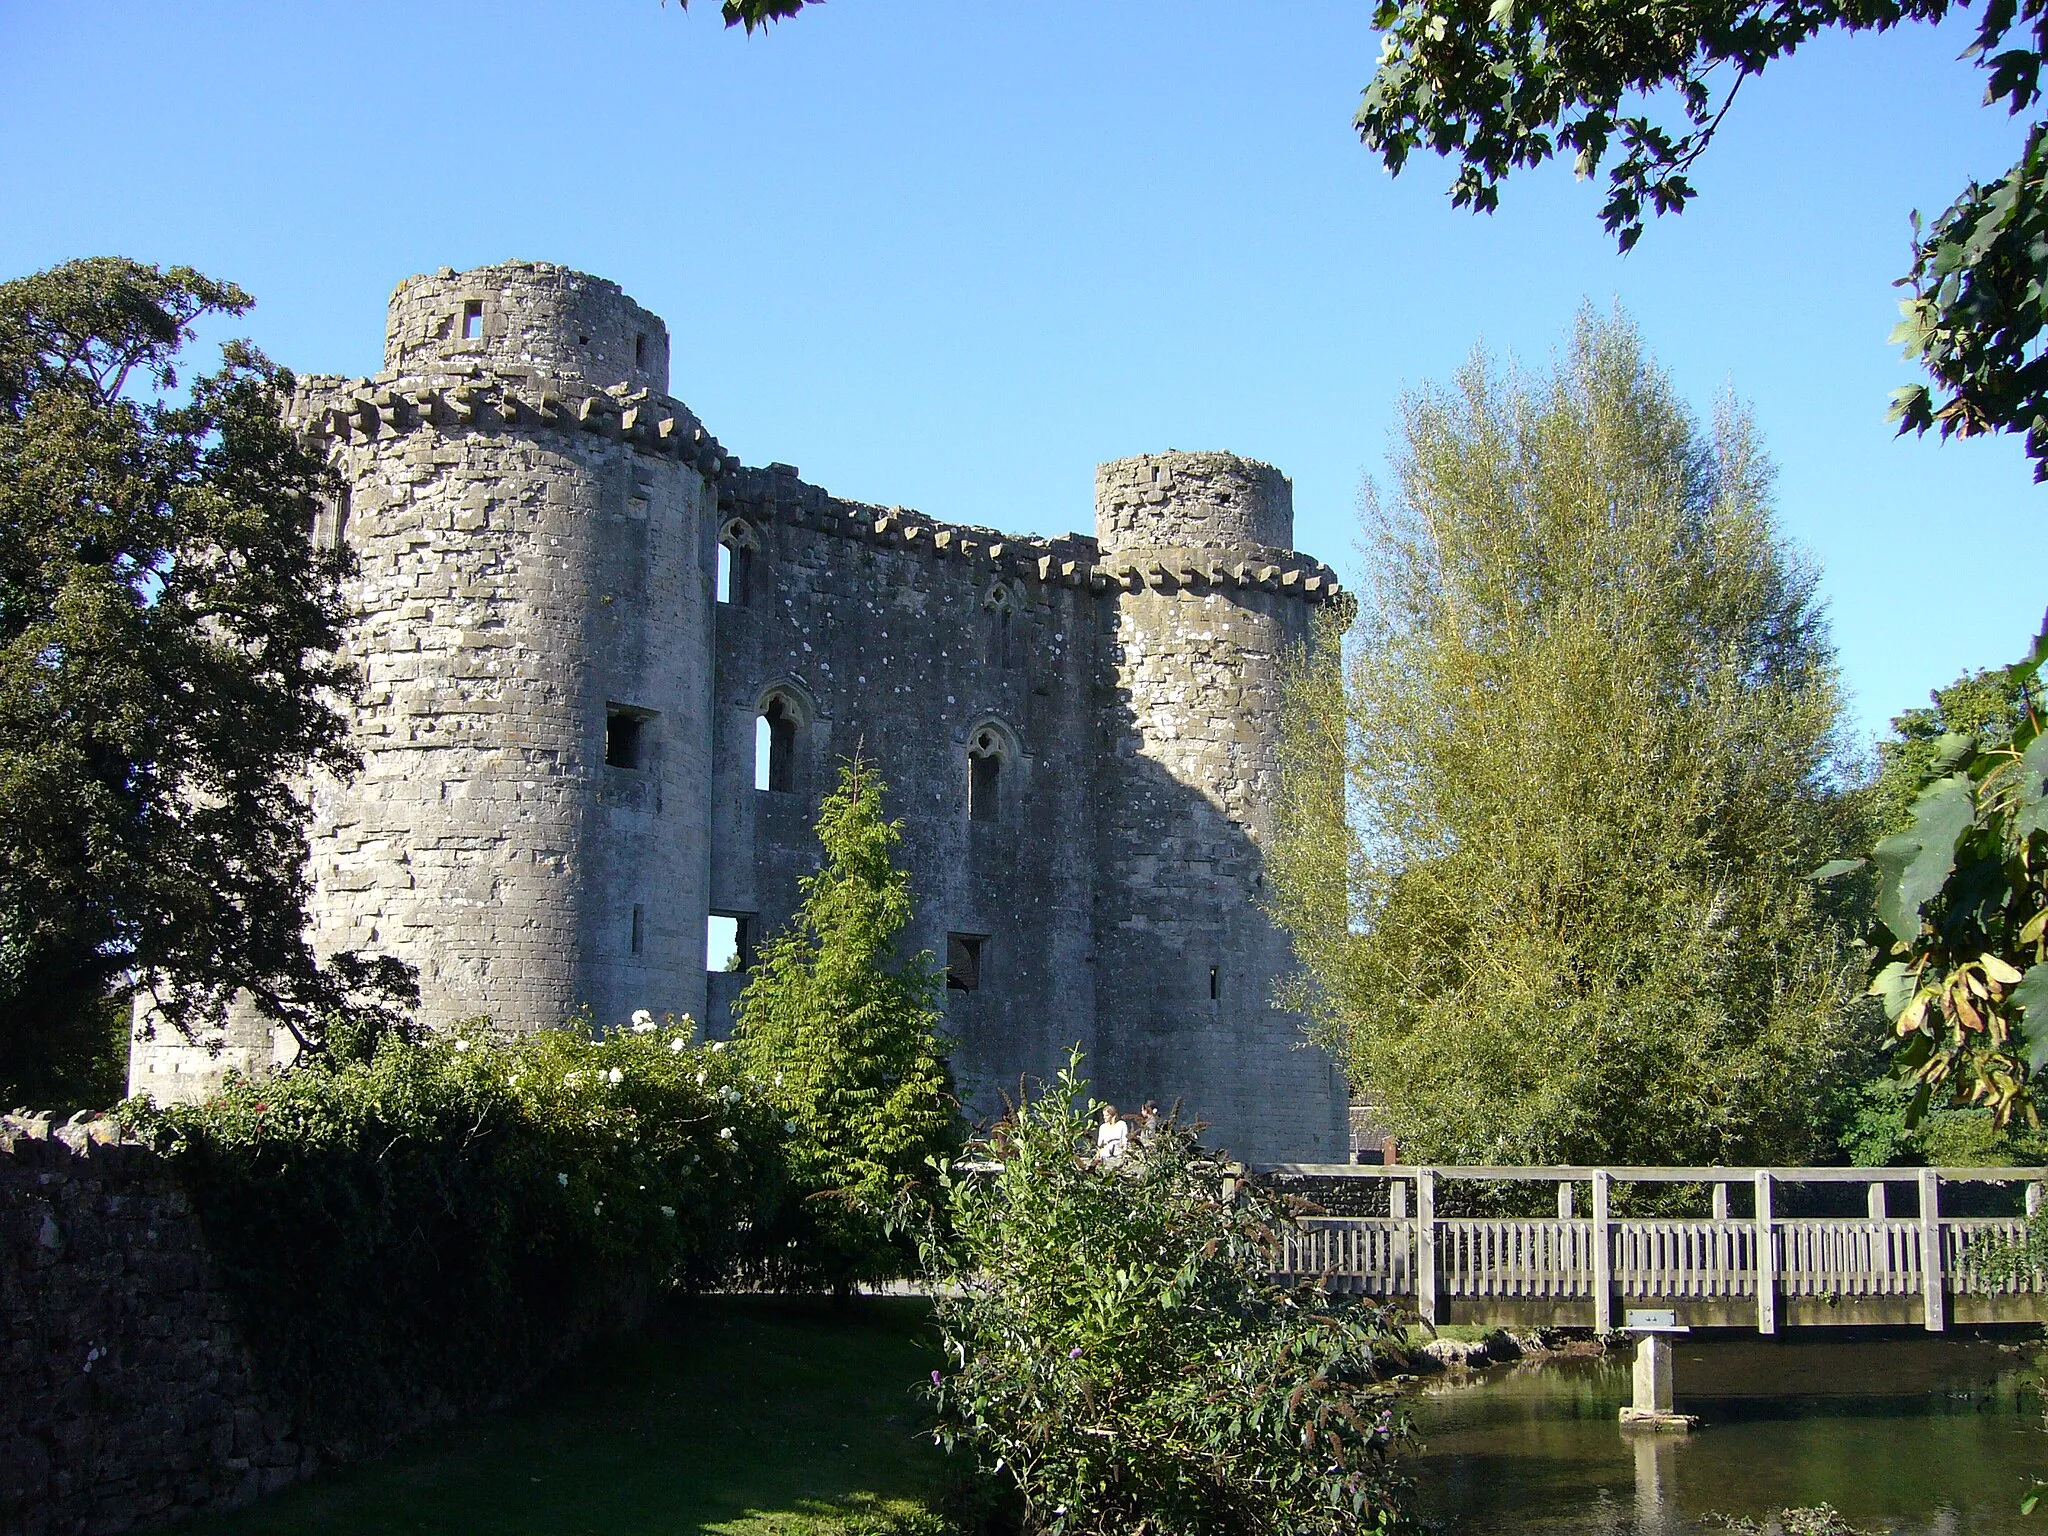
[124,1015,786,1441]
[923,1054,1413,1536]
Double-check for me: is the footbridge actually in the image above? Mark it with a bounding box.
[1262,1164,2048,1335]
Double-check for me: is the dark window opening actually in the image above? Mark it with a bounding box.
[1209,966,1219,1001]
[461,300,483,340]
[330,485,351,550]
[947,933,985,992]
[605,708,648,770]
[969,750,1000,822]
[968,728,1004,822]
[717,543,752,605]
[757,695,796,792]
[630,904,645,956]
[577,333,590,347]
[634,332,648,368]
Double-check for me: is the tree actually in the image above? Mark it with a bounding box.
[0,257,413,1106]
[734,754,961,1290]
[1353,0,2048,478]
[668,0,817,31]
[1871,657,2039,838]
[1825,615,2047,1124]
[924,1052,1411,1536]
[1269,310,1872,1166]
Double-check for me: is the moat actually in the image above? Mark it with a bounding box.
[1409,1333,2048,1533]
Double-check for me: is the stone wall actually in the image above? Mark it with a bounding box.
[1,1114,305,1536]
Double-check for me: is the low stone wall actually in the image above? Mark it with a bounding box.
[0,1113,307,1536]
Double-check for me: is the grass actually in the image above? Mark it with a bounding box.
[187,1296,956,1536]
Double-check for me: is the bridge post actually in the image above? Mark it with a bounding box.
[1754,1171,1776,1335]
[1868,1182,1886,1219]
[2028,1180,2044,1219]
[1557,1181,1574,1219]
[1712,1182,1728,1221]
[1592,1170,1613,1333]
[1416,1167,1437,1326]
[1921,1168,1945,1333]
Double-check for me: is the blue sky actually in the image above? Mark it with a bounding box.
[2,1,2039,747]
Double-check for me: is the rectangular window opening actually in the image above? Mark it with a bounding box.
[716,544,733,604]
[461,300,484,340]
[1209,965,1220,1001]
[947,933,985,992]
[707,912,754,972]
[605,707,650,770]
[630,904,645,956]
[634,332,648,368]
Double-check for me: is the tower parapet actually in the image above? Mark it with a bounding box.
[383,262,671,394]
[1095,451,1294,555]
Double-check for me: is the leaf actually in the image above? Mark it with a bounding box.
[1931,731,1976,773]
[2016,962,2048,1036]
[1985,952,2026,986]
[1873,775,1979,942]
[2016,731,2048,839]
[1870,961,1915,1020]
[1809,858,1866,883]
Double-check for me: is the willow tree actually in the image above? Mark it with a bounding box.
[1271,312,1871,1167]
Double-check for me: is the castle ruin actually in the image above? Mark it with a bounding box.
[128,262,1351,1164]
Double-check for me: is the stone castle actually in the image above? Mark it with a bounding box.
[129,261,1352,1164]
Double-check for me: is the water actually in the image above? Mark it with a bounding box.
[1406,1335,2048,1533]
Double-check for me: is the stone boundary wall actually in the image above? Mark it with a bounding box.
[0,1113,303,1536]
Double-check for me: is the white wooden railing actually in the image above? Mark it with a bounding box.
[1264,1164,2048,1333]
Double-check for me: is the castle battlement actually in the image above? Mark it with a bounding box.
[131,261,1353,1164]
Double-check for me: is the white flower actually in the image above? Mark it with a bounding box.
[785,1120,799,1135]
[774,1073,783,1087]
[709,1040,726,1052]
[630,1009,654,1031]
[696,1071,707,1085]
[557,1172,569,1187]
[607,1067,624,1085]
[593,1202,603,1216]
[453,1038,470,1053]
[660,1205,676,1219]
[507,1075,519,1088]
[719,1127,735,1141]
[670,1038,686,1054]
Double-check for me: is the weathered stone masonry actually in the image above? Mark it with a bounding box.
[129,261,1352,1164]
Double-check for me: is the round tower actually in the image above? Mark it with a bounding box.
[1092,451,1349,1164]
[304,262,719,1036]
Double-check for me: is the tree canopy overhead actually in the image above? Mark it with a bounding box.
[1355,0,2048,476]
[1269,310,1873,1166]
[0,257,413,1104]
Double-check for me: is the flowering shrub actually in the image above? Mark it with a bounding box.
[124,1016,785,1439]
[923,1054,1413,1536]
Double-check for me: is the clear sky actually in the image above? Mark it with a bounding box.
[2,1,2039,748]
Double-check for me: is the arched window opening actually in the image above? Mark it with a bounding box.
[968,727,1002,822]
[756,694,796,792]
[719,520,758,606]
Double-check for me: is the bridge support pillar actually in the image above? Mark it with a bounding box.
[1620,1332,1696,1431]
[1921,1167,1945,1333]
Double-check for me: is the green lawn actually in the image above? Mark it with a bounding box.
[188,1296,955,1536]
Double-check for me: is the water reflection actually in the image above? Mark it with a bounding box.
[1407,1335,2045,1534]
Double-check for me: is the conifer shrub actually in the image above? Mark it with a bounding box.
[124,1016,785,1443]
[924,1055,1413,1536]
[736,754,963,1292]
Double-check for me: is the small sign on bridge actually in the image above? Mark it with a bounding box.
[1624,1309,1684,1332]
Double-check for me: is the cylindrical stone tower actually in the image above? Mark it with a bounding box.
[1091,452,1350,1164]
[306,263,719,1035]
